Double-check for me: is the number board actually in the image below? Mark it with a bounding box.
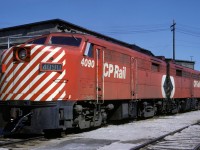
[40,63,63,72]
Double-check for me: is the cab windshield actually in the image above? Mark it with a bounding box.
[27,36,47,44]
[49,36,82,47]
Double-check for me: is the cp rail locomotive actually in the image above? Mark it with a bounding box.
[0,32,200,134]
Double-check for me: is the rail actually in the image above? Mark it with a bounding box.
[131,121,200,150]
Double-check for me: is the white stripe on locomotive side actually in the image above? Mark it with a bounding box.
[1,93,6,100]
[56,91,66,101]
[25,44,33,47]
[1,45,43,93]
[2,47,12,63]
[19,47,63,95]
[1,49,13,82]
[26,45,51,67]
[60,91,66,100]
[14,93,23,100]
[6,93,14,100]
[5,46,51,95]
[36,70,65,100]
[1,46,39,83]
[30,45,43,54]
[1,63,23,96]
[8,93,23,100]
[13,46,53,93]
[53,50,65,62]
[2,46,48,100]
[15,47,60,96]
[45,60,66,101]
[46,81,66,101]
[28,72,57,101]
[34,59,66,101]
[1,46,65,101]
[25,94,33,99]
[0,63,13,93]
[37,70,66,101]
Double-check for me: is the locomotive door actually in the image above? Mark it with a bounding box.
[190,75,194,98]
[131,57,137,100]
[94,46,104,104]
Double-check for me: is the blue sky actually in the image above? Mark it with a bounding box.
[1,0,200,69]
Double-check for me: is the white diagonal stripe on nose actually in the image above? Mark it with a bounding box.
[37,69,66,101]
[46,81,66,101]
[2,47,12,64]
[13,46,62,94]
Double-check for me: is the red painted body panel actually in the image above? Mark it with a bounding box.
[1,33,200,102]
[169,61,200,99]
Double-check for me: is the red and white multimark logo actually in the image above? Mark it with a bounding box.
[194,80,200,88]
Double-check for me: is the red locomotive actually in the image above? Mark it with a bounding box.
[0,32,199,134]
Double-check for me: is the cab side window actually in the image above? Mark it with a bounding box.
[151,63,160,72]
[176,69,182,76]
[84,42,94,58]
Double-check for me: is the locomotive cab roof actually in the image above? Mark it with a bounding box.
[26,32,156,57]
[26,32,86,48]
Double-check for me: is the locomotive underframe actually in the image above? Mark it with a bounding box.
[0,101,75,134]
[0,100,110,134]
[0,97,199,135]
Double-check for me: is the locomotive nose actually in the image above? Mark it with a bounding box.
[0,44,67,101]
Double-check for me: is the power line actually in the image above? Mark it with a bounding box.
[177,29,200,37]
[88,23,168,29]
[88,23,170,35]
[103,28,169,35]
[87,22,200,37]
[99,23,200,37]
[176,23,200,37]
[178,23,200,30]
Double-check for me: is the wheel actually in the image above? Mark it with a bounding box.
[44,129,62,138]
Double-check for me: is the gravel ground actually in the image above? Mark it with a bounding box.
[1,110,200,150]
[32,110,200,150]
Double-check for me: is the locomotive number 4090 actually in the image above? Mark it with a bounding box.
[40,63,63,72]
[81,58,95,68]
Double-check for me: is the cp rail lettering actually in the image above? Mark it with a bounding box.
[104,63,126,79]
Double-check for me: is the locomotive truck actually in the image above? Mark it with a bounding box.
[0,32,199,134]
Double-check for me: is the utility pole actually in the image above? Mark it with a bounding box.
[190,56,193,61]
[170,20,176,60]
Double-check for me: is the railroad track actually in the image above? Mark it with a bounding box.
[0,135,44,149]
[1,120,200,150]
[0,126,103,149]
[0,128,87,149]
[131,122,200,150]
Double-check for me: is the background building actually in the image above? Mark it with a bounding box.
[175,59,195,70]
[0,19,195,69]
[0,19,128,50]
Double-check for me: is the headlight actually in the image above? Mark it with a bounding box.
[13,46,31,62]
[18,48,27,60]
